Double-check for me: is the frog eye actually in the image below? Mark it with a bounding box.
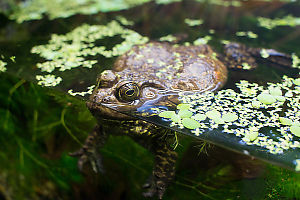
[117,82,140,102]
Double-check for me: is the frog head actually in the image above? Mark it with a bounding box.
[87,69,165,120]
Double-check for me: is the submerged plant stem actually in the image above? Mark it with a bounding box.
[60,107,82,146]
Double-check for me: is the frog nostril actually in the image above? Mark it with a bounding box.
[102,96,110,103]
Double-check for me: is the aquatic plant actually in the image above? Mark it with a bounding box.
[0,59,7,72]
[31,20,148,88]
[184,18,203,26]
[157,75,300,167]
[258,15,300,29]
[9,0,151,23]
[235,31,258,39]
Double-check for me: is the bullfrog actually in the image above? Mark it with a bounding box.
[70,41,291,199]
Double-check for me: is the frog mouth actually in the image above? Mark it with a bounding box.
[86,101,133,120]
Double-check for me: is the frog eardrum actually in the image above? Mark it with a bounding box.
[117,82,140,102]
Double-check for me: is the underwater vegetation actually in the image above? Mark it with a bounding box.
[0,0,300,199]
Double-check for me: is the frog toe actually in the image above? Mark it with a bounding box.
[69,149,104,173]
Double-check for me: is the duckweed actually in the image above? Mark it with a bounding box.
[159,111,176,118]
[244,131,259,142]
[182,118,200,129]
[177,103,191,110]
[68,85,95,97]
[291,126,300,137]
[0,59,7,72]
[193,113,206,121]
[10,0,152,23]
[193,36,212,45]
[36,74,62,87]
[157,75,300,154]
[222,112,238,122]
[159,35,177,42]
[32,20,148,90]
[279,117,293,126]
[184,18,203,26]
[257,93,276,104]
[258,15,300,29]
[206,110,221,119]
[236,31,258,39]
[171,114,181,123]
[178,109,193,118]
[260,49,270,58]
[292,54,300,69]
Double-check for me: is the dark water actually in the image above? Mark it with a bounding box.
[0,0,300,199]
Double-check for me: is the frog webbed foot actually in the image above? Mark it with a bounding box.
[69,125,107,173]
[222,42,293,70]
[222,42,258,70]
[142,141,178,199]
[69,147,104,173]
[142,175,168,200]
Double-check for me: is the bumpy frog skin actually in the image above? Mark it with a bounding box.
[70,42,291,199]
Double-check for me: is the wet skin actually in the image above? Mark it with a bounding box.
[70,42,291,199]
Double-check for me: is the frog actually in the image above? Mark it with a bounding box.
[70,41,292,199]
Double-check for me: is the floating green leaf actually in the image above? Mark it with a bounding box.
[182,118,200,129]
[279,117,293,126]
[294,78,300,86]
[206,110,221,119]
[290,126,300,137]
[177,103,191,110]
[0,59,7,72]
[171,114,181,123]
[213,117,225,124]
[222,112,238,122]
[159,111,176,118]
[178,109,193,118]
[257,93,276,105]
[193,113,206,121]
[184,18,203,26]
[269,87,282,96]
[245,131,258,141]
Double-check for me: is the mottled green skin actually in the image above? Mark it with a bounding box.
[73,42,229,199]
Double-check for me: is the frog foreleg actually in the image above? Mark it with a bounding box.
[143,139,177,199]
[69,125,107,173]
